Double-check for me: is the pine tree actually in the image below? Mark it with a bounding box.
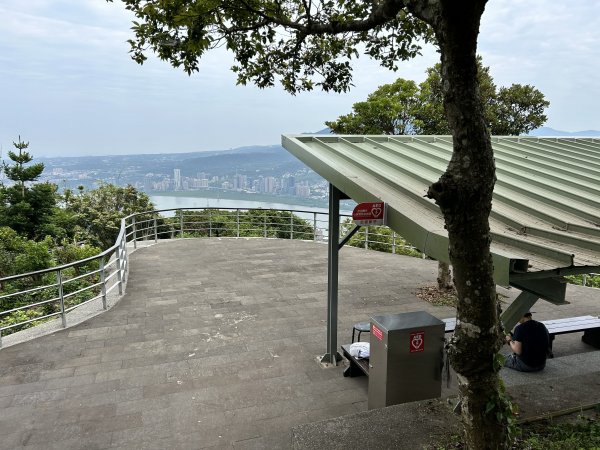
[3,137,44,199]
[0,137,57,239]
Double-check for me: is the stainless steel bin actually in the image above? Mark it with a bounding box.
[368,311,445,409]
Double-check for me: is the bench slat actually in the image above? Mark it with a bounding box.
[342,316,600,373]
[341,344,370,377]
[443,315,600,335]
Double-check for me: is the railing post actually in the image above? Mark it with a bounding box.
[392,231,397,254]
[115,244,123,295]
[100,256,107,310]
[132,216,137,249]
[236,209,240,238]
[364,227,369,250]
[263,211,267,238]
[209,209,212,238]
[121,234,129,284]
[313,212,317,242]
[154,215,158,243]
[290,213,294,240]
[179,209,184,238]
[57,269,67,328]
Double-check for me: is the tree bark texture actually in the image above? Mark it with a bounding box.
[437,261,452,290]
[424,1,507,448]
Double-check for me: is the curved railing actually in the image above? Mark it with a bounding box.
[0,217,129,347]
[0,206,420,346]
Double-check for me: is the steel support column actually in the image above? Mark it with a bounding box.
[321,183,343,365]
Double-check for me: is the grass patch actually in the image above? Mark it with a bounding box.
[428,411,600,449]
[515,413,600,449]
[564,274,600,289]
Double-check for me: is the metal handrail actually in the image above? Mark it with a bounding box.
[0,206,421,346]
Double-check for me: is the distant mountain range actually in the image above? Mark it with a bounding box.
[528,127,600,137]
[313,126,600,137]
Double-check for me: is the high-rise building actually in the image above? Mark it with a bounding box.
[173,169,182,190]
[263,176,276,193]
[295,182,311,197]
[233,174,247,190]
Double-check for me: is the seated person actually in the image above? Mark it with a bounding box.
[504,312,549,372]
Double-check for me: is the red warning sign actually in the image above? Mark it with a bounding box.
[352,202,386,226]
[409,331,425,353]
[372,324,384,341]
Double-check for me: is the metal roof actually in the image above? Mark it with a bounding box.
[281,134,600,300]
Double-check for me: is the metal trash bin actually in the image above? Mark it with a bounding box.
[368,311,445,409]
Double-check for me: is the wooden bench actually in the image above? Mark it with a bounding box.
[442,315,600,350]
[341,344,370,378]
[341,315,600,378]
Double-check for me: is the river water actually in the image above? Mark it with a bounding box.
[148,195,354,239]
[149,195,353,216]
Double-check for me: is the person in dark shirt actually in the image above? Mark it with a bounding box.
[504,312,550,372]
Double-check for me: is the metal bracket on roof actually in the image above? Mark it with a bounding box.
[339,225,360,250]
[510,277,568,305]
[510,265,600,280]
[509,258,529,273]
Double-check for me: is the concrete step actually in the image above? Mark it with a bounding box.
[501,349,600,387]
[293,351,600,449]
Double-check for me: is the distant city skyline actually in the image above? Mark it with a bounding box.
[33,145,326,202]
[1,1,600,157]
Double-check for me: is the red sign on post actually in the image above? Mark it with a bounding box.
[352,202,387,226]
[409,331,425,353]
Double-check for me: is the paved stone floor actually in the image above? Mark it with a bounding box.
[0,238,598,449]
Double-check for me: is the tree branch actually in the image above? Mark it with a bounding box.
[234,0,407,34]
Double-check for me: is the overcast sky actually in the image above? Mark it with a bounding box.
[1,1,599,157]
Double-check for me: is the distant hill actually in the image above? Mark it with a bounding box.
[179,145,299,177]
[528,127,600,137]
[35,143,314,190]
[35,127,600,188]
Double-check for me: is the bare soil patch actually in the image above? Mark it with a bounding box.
[415,285,458,307]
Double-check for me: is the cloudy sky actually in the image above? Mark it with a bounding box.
[1,1,599,157]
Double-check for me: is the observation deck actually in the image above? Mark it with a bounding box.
[1,238,599,449]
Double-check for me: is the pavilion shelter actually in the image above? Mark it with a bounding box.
[281,135,600,364]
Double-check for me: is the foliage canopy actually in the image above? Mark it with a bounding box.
[326,59,549,136]
[109,0,433,93]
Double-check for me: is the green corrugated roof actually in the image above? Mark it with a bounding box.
[282,134,600,289]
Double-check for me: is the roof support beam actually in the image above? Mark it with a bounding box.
[501,291,539,331]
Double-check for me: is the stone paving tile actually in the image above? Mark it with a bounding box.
[27,434,112,450]
[55,387,141,410]
[0,381,48,399]
[65,379,121,399]
[2,432,26,450]
[57,404,117,424]
[44,373,96,390]
[115,395,171,416]
[73,360,124,376]
[54,354,103,369]
[1,239,598,450]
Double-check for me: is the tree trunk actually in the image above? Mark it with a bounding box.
[437,261,452,290]
[425,2,508,449]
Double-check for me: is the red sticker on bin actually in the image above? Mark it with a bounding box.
[409,331,425,353]
[372,324,383,341]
